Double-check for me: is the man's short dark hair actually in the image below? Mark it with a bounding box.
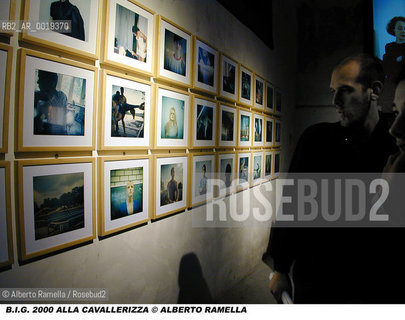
[334,54,384,89]
[387,16,405,36]
[38,70,58,87]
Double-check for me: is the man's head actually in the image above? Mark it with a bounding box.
[171,167,175,178]
[330,54,383,128]
[169,107,176,121]
[126,180,134,197]
[37,70,58,92]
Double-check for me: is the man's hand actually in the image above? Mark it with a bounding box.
[269,272,292,303]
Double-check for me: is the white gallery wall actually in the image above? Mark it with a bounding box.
[0,0,297,302]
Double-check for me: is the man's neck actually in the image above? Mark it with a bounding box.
[349,107,380,138]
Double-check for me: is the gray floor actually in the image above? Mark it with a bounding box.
[217,261,277,304]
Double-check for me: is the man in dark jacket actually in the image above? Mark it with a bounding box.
[267,54,398,303]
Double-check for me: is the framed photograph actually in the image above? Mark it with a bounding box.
[0,162,13,268]
[274,150,281,177]
[0,44,12,153]
[275,119,281,146]
[99,156,150,237]
[218,103,237,148]
[238,65,253,107]
[103,0,154,76]
[21,0,100,59]
[252,151,264,186]
[264,150,272,180]
[16,158,95,261]
[100,70,152,150]
[191,95,217,148]
[265,117,274,147]
[17,49,97,152]
[275,89,282,115]
[157,15,191,86]
[254,75,265,110]
[238,108,252,148]
[217,152,236,197]
[266,82,274,113]
[219,53,238,102]
[253,113,264,147]
[155,86,189,148]
[190,153,215,206]
[154,155,188,219]
[0,0,16,36]
[237,152,251,190]
[192,37,218,94]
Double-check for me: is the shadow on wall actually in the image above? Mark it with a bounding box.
[177,253,213,304]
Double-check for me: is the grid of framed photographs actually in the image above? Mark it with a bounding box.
[1,0,282,263]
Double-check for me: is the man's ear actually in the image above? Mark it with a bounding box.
[371,80,384,98]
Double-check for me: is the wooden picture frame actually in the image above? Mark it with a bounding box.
[102,0,155,76]
[17,49,97,152]
[156,15,191,87]
[16,158,95,261]
[237,151,251,191]
[0,161,13,268]
[219,53,238,102]
[254,74,265,111]
[273,150,281,177]
[264,150,273,180]
[238,65,253,107]
[190,153,215,206]
[100,70,152,150]
[192,36,218,95]
[252,151,264,186]
[218,103,237,148]
[238,108,252,148]
[155,85,189,149]
[253,113,264,148]
[275,119,281,147]
[0,0,16,36]
[190,95,217,149]
[153,154,188,219]
[266,81,275,114]
[264,116,274,147]
[0,44,12,153]
[21,0,101,60]
[98,156,150,237]
[216,152,236,197]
